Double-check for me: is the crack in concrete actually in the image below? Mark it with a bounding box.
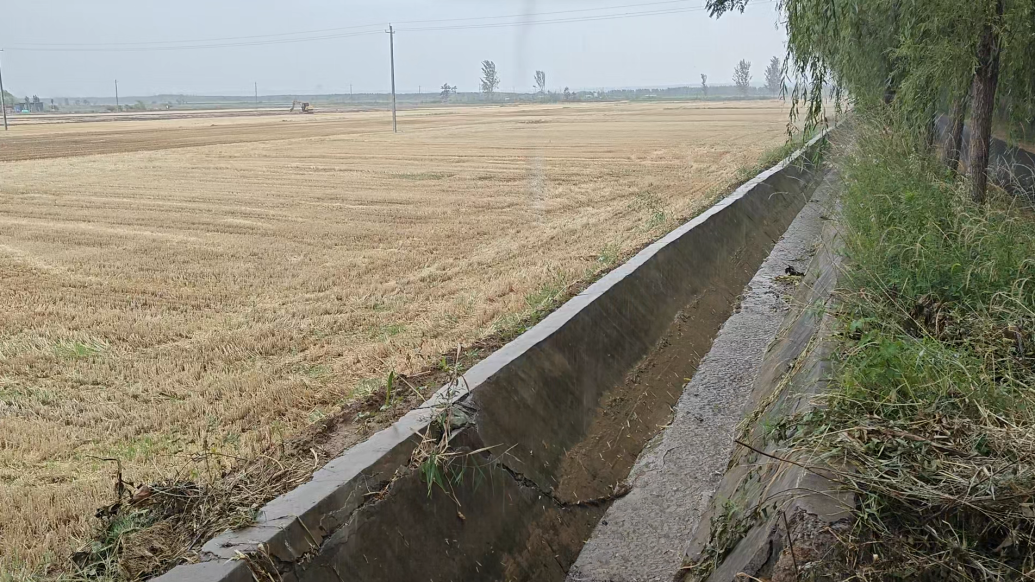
[495,457,632,510]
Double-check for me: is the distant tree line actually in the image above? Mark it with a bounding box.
[13,55,789,116]
[435,58,785,106]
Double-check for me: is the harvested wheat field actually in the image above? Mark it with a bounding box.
[0,100,790,575]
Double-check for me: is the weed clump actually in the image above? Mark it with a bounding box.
[796,120,1035,580]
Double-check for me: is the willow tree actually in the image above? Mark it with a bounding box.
[708,0,1035,203]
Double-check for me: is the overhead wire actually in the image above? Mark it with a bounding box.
[7,30,386,52]
[4,0,776,52]
[401,5,721,33]
[7,0,707,48]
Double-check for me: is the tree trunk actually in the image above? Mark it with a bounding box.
[946,92,969,175]
[968,0,1004,204]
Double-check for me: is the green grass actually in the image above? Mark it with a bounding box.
[632,189,668,231]
[734,130,814,183]
[53,340,106,361]
[522,271,573,320]
[369,322,406,340]
[793,117,1035,580]
[70,511,154,581]
[596,241,623,269]
[94,435,181,464]
[0,385,58,407]
[300,363,331,379]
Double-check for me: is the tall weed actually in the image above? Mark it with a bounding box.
[798,118,1035,580]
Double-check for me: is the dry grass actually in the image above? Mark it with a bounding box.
[789,119,1035,580]
[0,100,790,576]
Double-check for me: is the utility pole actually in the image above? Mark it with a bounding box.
[254,82,258,107]
[115,79,119,110]
[0,49,8,131]
[386,24,397,133]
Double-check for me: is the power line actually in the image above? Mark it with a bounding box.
[4,1,775,52]
[6,0,705,48]
[400,5,726,33]
[6,30,385,52]
[397,0,710,28]
[8,24,384,49]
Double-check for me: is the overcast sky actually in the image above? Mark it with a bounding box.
[0,0,786,98]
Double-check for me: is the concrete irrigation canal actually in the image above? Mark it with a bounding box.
[155,130,837,582]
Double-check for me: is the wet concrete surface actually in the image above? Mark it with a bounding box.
[680,174,850,582]
[568,170,840,582]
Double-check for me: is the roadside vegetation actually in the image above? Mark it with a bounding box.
[794,118,1035,579]
[701,0,1035,577]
